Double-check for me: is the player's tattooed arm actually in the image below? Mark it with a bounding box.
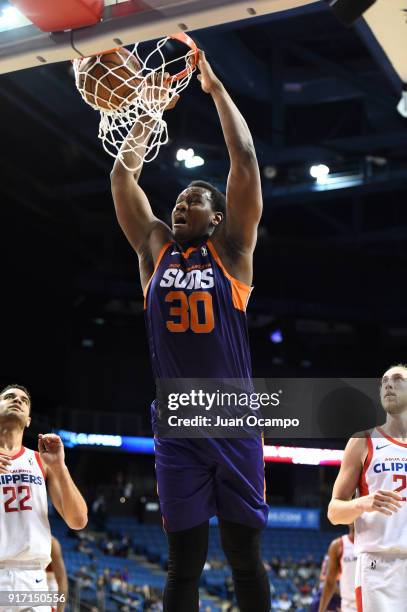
[39,433,88,530]
[328,435,402,525]
[318,538,341,612]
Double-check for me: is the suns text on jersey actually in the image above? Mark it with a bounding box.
[160,267,214,290]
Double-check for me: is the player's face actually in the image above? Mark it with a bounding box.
[380,367,407,414]
[172,187,217,242]
[0,388,31,427]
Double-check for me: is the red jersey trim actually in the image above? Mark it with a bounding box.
[35,451,46,479]
[358,432,373,496]
[143,242,173,308]
[207,240,252,312]
[377,427,407,448]
[355,586,363,612]
[10,447,25,460]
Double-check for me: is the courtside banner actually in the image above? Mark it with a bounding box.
[152,378,385,438]
[267,507,320,529]
[209,508,320,528]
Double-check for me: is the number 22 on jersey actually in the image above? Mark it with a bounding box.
[3,485,32,512]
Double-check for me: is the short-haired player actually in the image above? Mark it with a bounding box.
[111,52,269,612]
[318,525,357,612]
[308,550,341,612]
[327,365,407,611]
[0,384,87,610]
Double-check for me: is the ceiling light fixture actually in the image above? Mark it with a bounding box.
[310,164,330,183]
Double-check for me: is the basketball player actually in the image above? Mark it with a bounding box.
[0,384,87,610]
[46,537,68,612]
[327,364,407,612]
[318,525,356,612]
[309,551,341,612]
[110,51,270,611]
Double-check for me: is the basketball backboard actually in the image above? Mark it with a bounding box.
[0,0,318,75]
[0,0,405,87]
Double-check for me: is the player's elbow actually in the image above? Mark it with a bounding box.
[327,501,340,525]
[67,513,88,530]
[110,158,136,186]
[110,163,126,185]
[230,146,259,183]
[231,142,257,165]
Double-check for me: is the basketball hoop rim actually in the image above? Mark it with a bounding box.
[169,32,198,82]
[71,33,197,80]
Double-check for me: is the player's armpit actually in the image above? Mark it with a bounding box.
[138,220,174,292]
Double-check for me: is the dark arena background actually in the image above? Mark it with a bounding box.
[0,0,406,610]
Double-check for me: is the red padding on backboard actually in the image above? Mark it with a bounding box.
[10,0,104,32]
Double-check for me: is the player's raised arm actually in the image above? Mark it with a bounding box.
[110,118,170,257]
[110,74,177,278]
[318,539,340,612]
[39,434,88,530]
[197,51,262,254]
[328,435,402,525]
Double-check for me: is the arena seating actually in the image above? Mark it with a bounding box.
[50,515,341,611]
[104,516,334,563]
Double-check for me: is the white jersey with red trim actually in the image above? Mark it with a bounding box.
[355,427,407,554]
[339,534,357,603]
[0,447,51,568]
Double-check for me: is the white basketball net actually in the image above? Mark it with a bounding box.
[72,36,197,171]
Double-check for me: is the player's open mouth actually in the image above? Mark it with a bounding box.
[173,215,187,226]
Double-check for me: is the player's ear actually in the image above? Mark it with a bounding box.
[212,212,223,226]
[26,416,31,429]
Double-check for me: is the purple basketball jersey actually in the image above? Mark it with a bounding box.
[144,238,268,531]
[144,238,253,379]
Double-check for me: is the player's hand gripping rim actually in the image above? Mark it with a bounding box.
[196,50,222,94]
[357,490,403,516]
